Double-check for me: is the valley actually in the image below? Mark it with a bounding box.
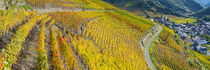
[152,15,209,55]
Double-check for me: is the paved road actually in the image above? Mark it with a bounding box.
[145,25,162,70]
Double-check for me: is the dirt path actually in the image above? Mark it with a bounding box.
[12,25,40,70]
[33,8,118,13]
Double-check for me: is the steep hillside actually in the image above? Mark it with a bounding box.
[150,26,206,70]
[0,0,207,70]
[103,0,204,15]
[0,0,154,70]
[205,2,210,7]
[192,7,210,18]
[196,0,210,7]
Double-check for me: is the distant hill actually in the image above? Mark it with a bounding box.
[204,2,210,7]
[196,0,209,5]
[192,7,210,18]
[196,0,210,7]
[103,0,204,15]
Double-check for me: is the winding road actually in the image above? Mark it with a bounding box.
[145,25,162,70]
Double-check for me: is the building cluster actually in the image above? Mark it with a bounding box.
[152,16,210,55]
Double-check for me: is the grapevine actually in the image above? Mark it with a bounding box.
[37,16,52,70]
[0,14,47,70]
[49,26,65,70]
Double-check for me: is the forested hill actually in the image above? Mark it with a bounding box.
[205,2,210,7]
[192,7,210,17]
[103,0,204,15]
[196,0,210,7]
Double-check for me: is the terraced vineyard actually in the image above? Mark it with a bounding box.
[0,0,156,70]
[150,26,204,70]
[1,0,207,70]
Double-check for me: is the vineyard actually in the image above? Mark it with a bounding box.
[0,0,207,70]
[150,26,203,70]
[0,0,156,69]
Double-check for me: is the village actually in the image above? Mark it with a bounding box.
[152,16,210,55]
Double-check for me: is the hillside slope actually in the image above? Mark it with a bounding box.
[192,7,210,17]
[0,0,207,70]
[0,0,154,70]
[150,26,204,70]
[103,0,204,15]
[196,0,210,7]
[205,2,210,7]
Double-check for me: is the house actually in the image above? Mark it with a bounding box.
[207,51,210,56]
[169,26,173,29]
[154,17,163,23]
[182,33,187,37]
[206,22,210,25]
[190,42,199,47]
[186,40,194,44]
[181,36,187,40]
[190,34,196,38]
[150,18,154,22]
[208,31,210,36]
[164,24,170,27]
[199,31,204,35]
[192,46,198,51]
[197,38,207,44]
[178,31,183,35]
[198,47,207,55]
[190,42,199,51]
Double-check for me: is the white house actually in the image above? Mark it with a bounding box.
[197,38,207,44]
